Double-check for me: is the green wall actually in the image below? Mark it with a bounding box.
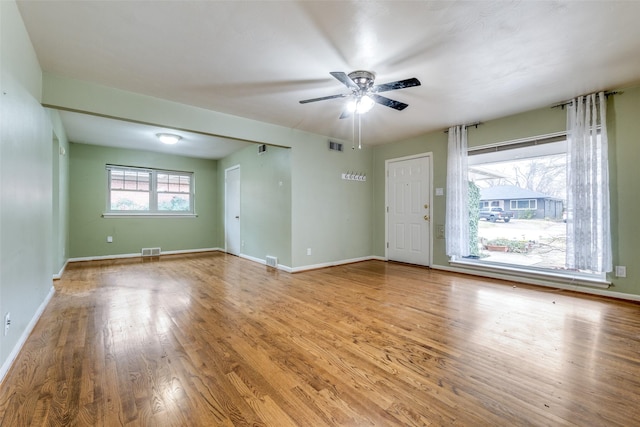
[218,144,292,267]
[291,135,373,268]
[68,143,218,258]
[42,75,376,270]
[372,93,640,297]
[48,109,70,276]
[607,86,640,295]
[0,0,53,372]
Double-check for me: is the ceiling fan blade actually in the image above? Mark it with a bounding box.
[373,77,421,93]
[339,110,352,120]
[299,93,347,104]
[371,94,408,111]
[330,71,359,90]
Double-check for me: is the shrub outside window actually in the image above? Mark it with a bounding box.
[107,166,194,215]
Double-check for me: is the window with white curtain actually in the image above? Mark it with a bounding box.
[464,133,606,281]
[448,93,611,283]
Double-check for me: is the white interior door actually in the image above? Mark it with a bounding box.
[387,155,431,266]
[225,166,241,256]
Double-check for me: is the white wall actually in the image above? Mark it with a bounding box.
[0,0,54,378]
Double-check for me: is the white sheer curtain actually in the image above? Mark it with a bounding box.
[566,92,612,273]
[446,125,469,258]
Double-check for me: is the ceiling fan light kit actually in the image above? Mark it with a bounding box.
[346,95,375,114]
[299,70,421,148]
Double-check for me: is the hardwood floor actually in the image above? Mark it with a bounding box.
[1,253,639,426]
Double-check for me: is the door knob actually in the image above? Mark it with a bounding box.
[424,215,430,221]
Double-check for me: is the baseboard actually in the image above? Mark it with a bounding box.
[291,255,386,273]
[432,263,640,302]
[67,247,223,263]
[0,286,55,385]
[238,253,293,272]
[52,259,69,280]
[236,253,386,273]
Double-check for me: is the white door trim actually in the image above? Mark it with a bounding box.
[385,152,434,266]
[224,165,241,255]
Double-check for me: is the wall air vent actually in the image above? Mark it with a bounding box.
[258,144,267,155]
[265,255,278,268]
[329,141,343,152]
[141,247,161,257]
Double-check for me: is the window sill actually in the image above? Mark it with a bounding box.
[450,258,610,289]
[102,213,198,219]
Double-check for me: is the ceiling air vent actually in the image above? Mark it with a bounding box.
[329,141,343,152]
[258,144,267,155]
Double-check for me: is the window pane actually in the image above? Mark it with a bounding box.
[110,170,125,189]
[157,174,190,193]
[110,190,150,210]
[111,170,150,191]
[469,141,568,271]
[157,193,190,211]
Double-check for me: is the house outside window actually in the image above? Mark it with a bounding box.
[468,134,576,273]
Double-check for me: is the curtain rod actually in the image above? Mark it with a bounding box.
[443,122,482,133]
[551,91,621,110]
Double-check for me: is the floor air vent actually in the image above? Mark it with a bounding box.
[265,255,278,268]
[142,247,161,257]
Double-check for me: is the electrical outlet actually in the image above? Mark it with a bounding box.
[107,235,113,243]
[615,265,627,278]
[4,312,10,336]
[307,248,312,256]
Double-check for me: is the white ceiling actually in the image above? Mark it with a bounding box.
[17,1,640,158]
[57,110,253,159]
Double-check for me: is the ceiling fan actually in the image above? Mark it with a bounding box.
[299,70,421,118]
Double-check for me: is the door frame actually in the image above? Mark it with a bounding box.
[385,152,434,266]
[224,165,241,255]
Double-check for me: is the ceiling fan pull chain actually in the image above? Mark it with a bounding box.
[358,113,362,150]
[352,112,356,150]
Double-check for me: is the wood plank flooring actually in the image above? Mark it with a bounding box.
[1,252,639,426]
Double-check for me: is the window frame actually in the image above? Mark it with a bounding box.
[510,199,537,210]
[458,132,607,285]
[105,165,196,217]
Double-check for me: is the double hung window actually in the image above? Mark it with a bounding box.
[106,165,194,215]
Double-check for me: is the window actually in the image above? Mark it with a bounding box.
[107,165,194,215]
[461,131,608,282]
[510,199,537,210]
[467,134,579,273]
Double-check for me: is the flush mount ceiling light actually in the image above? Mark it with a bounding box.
[156,133,181,145]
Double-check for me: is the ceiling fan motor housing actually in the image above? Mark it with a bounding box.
[348,70,375,91]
